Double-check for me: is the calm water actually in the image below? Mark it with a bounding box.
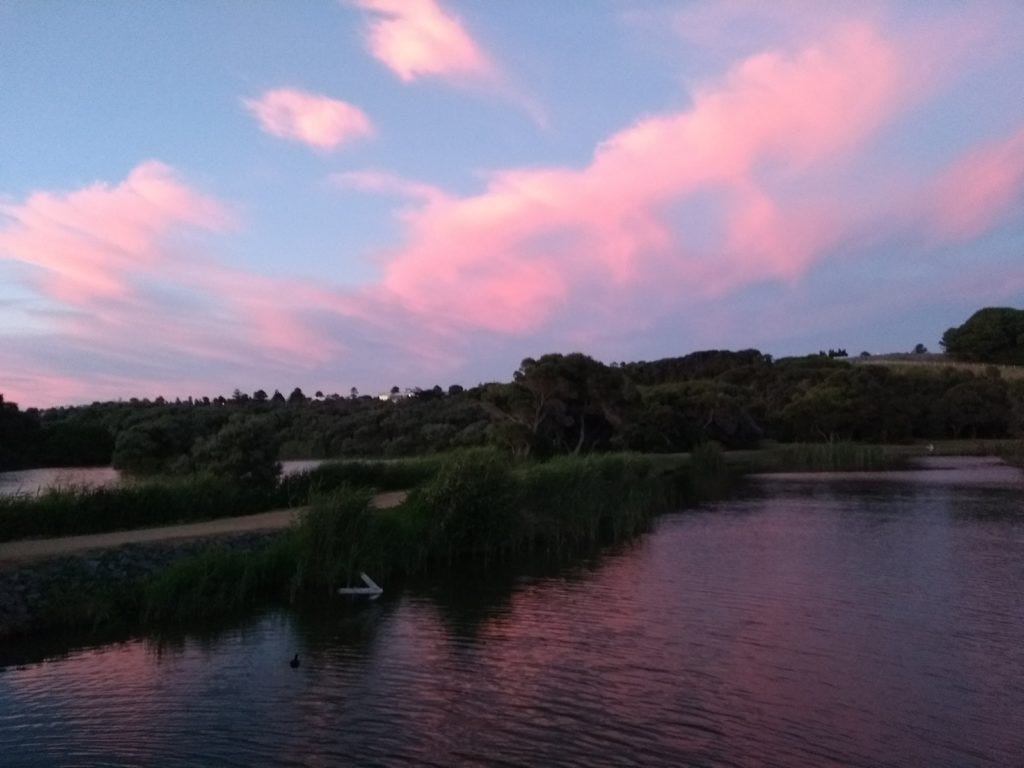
[1,458,1022,766]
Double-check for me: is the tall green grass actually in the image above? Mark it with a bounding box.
[9,450,732,634]
[274,455,443,506]
[140,534,298,624]
[755,442,901,472]
[139,449,716,624]
[291,486,388,597]
[0,455,444,543]
[0,476,269,542]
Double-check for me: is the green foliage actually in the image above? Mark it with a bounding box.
[8,313,1024,480]
[766,442,897,472]
[37,562,142,633]
[142,535,298,623]
[0,477,269,542]
[0,396,40,470]
[479,352,635,457]
[409,449,519,561]
[1,397,115,470]
[112,415,198,474]
[189,414,282,490]
[942,307,1024,364]
[275,455,445,506]
[292,486,383,596]
[932,377,1012,438]
[402,451,700,562]
[627,381,762,451]
[12,451,734,637]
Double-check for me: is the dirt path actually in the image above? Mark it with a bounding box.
[0,490,408,566]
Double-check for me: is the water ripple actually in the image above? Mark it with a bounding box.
[3,467,1024,766]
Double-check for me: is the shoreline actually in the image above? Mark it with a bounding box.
[0,490,407,566]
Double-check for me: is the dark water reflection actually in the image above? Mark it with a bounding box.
[2,458,1023,766]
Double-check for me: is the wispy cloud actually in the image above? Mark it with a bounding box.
[354,22,912,334]
[348,0,493,83]
[3,9,1021,407]
[329,169,446,204]
[243,88,373,150]
[0,161,230,303]
[0,162,459,406]
[929,124,1024,241]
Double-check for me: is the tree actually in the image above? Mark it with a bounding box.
[270,389,286,404]
[481,353,630,456]
[932,377,1011,438]
[913,343,928,354]
[253,389,268,402]
[941,307,1024,364]
[288,387,307,404]
[190,414,282,489]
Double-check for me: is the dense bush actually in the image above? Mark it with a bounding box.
[942,307,1024,364]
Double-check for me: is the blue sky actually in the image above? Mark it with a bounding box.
[1,0,1023,407]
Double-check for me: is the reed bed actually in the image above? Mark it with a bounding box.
[136,450,719,624]
[141,535,298,624]
[8,449,736,631]
[0,456,445,543]
[0,477,268,542]
[274,455,444,506]
[756,442,902,472]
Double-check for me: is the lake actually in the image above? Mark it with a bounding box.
[1,457,1022,766]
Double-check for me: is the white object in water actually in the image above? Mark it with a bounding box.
[338,572,383,599]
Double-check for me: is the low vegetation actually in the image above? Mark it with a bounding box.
[0,476,268,543]
[18,451,719,633]
[736,442,902,473]
[0,455,454,543]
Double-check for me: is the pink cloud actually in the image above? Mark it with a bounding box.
[930,125,1024,240]
[329,169,446,204]
[360,21,911,333]
[0,161,230,303]
[243,88,373,150]
[0,163,371,405]
[350,0,493,82]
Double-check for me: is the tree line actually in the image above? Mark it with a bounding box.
[1,307,1021,473]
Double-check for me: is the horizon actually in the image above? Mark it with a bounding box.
[3,1,1023,409]
[0,345,973,412]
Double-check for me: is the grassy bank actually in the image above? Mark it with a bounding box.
[0,476,269,543]
[24,450,724,633]
[853,354,1024,381]
[727,442,906,473]
[0,456,446,543]
[275,455,444,506]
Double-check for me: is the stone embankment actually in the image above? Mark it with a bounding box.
[0,531,282,638]
[0,492,407,639]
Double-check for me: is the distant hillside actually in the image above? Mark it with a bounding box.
[853,353,1024,380]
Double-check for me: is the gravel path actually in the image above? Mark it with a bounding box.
[0,490,408,565]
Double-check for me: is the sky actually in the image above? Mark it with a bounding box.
[2,0,1023,408]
